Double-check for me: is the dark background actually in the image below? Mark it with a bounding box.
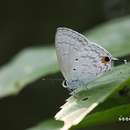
[0,0,130,130]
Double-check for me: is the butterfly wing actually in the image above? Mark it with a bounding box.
[55,27,113,90]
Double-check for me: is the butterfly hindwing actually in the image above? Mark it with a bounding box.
[55,27,113,90]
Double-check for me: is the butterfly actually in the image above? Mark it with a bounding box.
[55,27,117,91]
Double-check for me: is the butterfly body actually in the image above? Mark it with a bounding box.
[55,27,115,91]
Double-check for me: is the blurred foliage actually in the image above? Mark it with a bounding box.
[87,16,130,57]
[0,47,58,98]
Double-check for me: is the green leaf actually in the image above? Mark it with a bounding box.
[87,16,130,57]
[72,104,130,130]
[71,87,130,129]
[0,47,58,98]
[25,119,63,130]
[55,63,130,130]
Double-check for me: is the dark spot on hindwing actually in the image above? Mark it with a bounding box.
[101,56,110,64]
[104,56,110,62]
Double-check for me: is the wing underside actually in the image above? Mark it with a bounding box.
[55,27,112,89]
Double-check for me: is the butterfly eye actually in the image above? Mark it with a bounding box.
[101,56,110,64]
